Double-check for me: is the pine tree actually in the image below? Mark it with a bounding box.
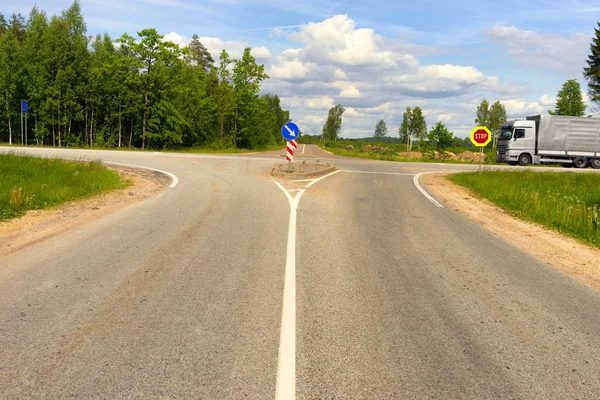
[584,22,600,104]
[186,34,214,72]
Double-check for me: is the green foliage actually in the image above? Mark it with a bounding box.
[450,171,600,248]
[322,104,345,141]
[475,99,490,127]
[398,107,410,144]
[0,153,128,220]
[488,101,507,134]
[374,119,387,141]
[398,106,426,148]
[0,2,290,150]
[549,79,587,116]
[584,22,600,105]
[427,121,454,149]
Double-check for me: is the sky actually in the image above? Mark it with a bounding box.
[4,0,600,138]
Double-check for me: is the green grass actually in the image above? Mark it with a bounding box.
[449,170,600,248]
[0,153,129,221]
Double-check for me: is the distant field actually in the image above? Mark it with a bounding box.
[0,154,129,221]
[450,170,600,248]
[324,145,497,164]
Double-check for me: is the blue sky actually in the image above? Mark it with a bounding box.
[3,0,599,137]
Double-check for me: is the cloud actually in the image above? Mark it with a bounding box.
[252,46,272,60]
[269,27,283,39]
[487,25,589,75]
[303,96,334,109]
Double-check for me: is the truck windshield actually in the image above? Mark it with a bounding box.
[499,129,513,140]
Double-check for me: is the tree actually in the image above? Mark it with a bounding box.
[549,79,586,116]
[0,2,290,150]
[374,119,387,143]
[427,122,454,149]
[410,106,427,149]
[475,99,490,127]
[398,107,411,146]
[323,104,345,142]
[185,34,214,72]
[488,101,507,149]
[232,47,269,148]
[584,22,600,105]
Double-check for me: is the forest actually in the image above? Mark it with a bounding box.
[0,1,291,150]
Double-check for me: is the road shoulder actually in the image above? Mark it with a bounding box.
[0,166,169,257]
[424,173,600,291]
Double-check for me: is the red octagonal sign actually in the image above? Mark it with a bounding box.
[470,126,492,147]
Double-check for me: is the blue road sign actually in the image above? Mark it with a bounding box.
[21,101,28,114]
[281,122,299,140]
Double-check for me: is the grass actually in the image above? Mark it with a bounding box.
[0,153,129,221]
[449,170,600,248]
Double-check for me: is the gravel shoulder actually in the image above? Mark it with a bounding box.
[0,166,169,257]
[424,173,600,291]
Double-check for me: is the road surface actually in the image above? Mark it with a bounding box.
[0,145,598,399]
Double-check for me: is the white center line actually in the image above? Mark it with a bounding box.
[301,144,306,155]
[272,169,341,400]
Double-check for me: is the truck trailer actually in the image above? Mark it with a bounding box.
[496,114,600,169]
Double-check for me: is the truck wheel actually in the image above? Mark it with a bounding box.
[573,156,588,169]
[591,158,600,169]
[518,154,531,167]
[561,163,573,168]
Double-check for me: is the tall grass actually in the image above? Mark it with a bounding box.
[0,153,128,220]
[449,170,600,247]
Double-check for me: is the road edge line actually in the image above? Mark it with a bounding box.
[104,162,179,188]
[414,173,444,208]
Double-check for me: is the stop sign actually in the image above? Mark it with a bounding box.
[470,126,492,147]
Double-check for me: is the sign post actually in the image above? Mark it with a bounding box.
[21,101,29,145]
[470,126,492,175]
[281,122,300,173]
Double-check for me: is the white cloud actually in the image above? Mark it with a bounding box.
[269,28,283,39]
[487,25,589,75]
[252,46,272,60]
[304,96,334,109]
[270,60,316,80]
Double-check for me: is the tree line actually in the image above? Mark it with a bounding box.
[0,2,291,149]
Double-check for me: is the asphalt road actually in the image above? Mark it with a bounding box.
[0,145,599,399]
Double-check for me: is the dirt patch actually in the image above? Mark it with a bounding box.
[456,151,485,162]
[0,166,169,257]
[424,173,600,291]
[398,151,423,159]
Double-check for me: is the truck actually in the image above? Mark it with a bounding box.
[496,114,600,169]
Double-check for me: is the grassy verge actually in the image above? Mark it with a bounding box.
[449,170,600,247]
[0,153,129,221]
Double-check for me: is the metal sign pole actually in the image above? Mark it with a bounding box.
[479,147,483,176]
[25,114,28,145]
[20,108,23,145]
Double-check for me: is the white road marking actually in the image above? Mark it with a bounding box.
[301,144,306,155]
[290,178,315,182]
[413,173,443,208]
[341,170,414,176]
[104,162,179,188]
[272,169,341,400]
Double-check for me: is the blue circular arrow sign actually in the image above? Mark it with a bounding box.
[281,122,299,140]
